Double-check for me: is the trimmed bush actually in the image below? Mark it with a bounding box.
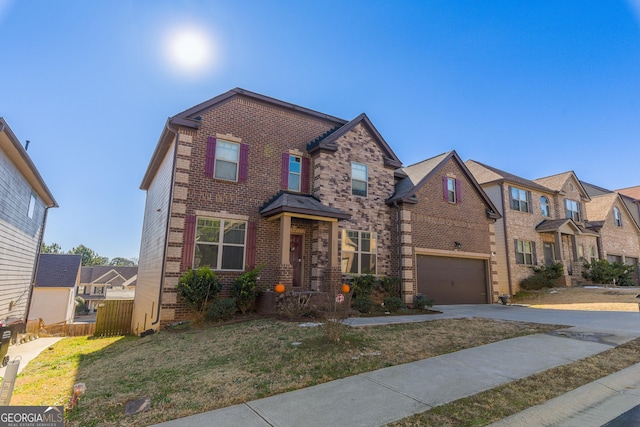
[351,275,376,297]
[383,297,404,313]
[414,295,434,311]
[583,259,636,286]
[520,263,564,290]
[231,265,264,314]
[379,276,400,298]
[177,267,223,322]
[353,296,374,314]
[206,298,237,322]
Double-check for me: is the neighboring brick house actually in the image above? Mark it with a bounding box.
[615,185,640,227]
[388,151,500,304]
[29,254,81,325]
[0,118,57,331]
[466,162,597,295]
[78,266,138,311]
[582,182,640,283]
[132,89,500,334]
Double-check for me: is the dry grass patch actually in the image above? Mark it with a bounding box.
[390,337,640,426]
[9,318,559,426]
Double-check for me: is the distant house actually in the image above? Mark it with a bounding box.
[0,118,57,329]
[29,254,81,325]
[78,266,137,311]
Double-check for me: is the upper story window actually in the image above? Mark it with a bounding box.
[509,187,530,213]
[27,194,36,219]
[565,199,581,222]
[515,239,534,265]
[194,217,246,271]
[92,286,105,295]
[288,155,302,192]
[215,140,240,181]
[351,163,368,197]
[341,230,377,274]
[613,207,623,227]
[540,196,550,217]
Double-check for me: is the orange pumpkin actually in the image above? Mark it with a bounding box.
[274,283,286,293]
[341,284,350,293]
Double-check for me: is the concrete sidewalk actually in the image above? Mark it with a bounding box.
[0,337,63,377]
[151,305,640,427]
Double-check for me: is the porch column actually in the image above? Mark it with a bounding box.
[324,220,342,292]
[554,232,563,262]
[277,215,293,288]
[328,220,339,268]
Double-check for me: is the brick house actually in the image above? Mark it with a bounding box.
[133,89,499,333]
[388,151,500,304]
[615,185,640,227]
[466,162,599,295]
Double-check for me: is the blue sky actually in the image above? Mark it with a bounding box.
[1,0,639,261]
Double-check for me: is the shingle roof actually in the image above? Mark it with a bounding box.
[465,160,553,193]
[581,181,612,198]
[584,193,617,222]
[259,191,351,220]
[617,185,640,200]
[535,219,582,234]
[80,266,138,285]
[387,152,450,203]
[34,254,82,288]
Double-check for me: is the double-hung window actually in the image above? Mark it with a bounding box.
[447,178,457,203]
[613,207,623,227]
[341,230,377,274]
[540,196,550,217]
[565,199,581,222]
[351,163,368,197]
[288,155,302,192]
[515,239,534,265]
[510,187,530,212]
[27,194,36,219]
[215,140,240,181]
[194,218,246,270]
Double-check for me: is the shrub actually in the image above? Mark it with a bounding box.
[383,297,404,313]
[231,265,264,314]
[379,276,400,298]
[351,274,376,297]
[520,263,564,290]
[177,267,223,323]
[74,296,86,314]
[206,298,237,322]
[582,259,636,286]
[353,296,374,314]
[414,294,434,311]
[276,292,314,319]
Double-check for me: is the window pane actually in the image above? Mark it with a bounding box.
[289,156,301,173]
[216,141,239,162]
[361,254,376,274]
[288,173,300,192]
[352,163,367,181]
[341,252,358,274]
[352,180,367,197]
[195,244,218,269]
[361,232,371,252]
[221,245,244,270]
[343,231,359,251]
[215,160,238,181]
[197,219,220,243]
[223,221,246,244]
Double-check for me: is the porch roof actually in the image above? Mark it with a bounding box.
[259,191,351,220]
[535,218,582,235]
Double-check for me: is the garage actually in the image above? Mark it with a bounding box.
[416,255,488,304]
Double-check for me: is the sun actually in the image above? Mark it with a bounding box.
[165,26,215,76]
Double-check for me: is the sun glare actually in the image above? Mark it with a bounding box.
[165,26,216,77]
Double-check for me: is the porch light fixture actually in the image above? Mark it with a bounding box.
[454,241,462,249]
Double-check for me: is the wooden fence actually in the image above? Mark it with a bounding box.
[94,300,134,337]
[29,319,96,337]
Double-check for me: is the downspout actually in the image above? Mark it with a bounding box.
[150,121,179,327]
[24,206,49,326]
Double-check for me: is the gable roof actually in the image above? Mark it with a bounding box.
[80,266,138,285]
[616,185,640,200]
[34,254,82,288]
[306,113,402,168]
[535,218,584,235]
[534,171,590,201]
[465,160,553,194]
[584,192,640,232]
[0,118,57,208]
[259,191,351,220]
[141,88,349,190]
[387,151,500,219]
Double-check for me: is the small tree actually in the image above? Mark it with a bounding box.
[231,265,264,314]
[583,259,636,286]
[177,267,222,323]
[74,296,86,314]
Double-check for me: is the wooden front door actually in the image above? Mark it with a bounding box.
[543,242,555,266]
[290,234,303,287]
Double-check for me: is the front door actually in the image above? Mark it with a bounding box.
[290,234,303,287]
[543,242,555,266]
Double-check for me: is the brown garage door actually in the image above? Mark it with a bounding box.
[417,255,488,304]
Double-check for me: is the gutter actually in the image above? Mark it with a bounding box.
[150,120,179,327]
